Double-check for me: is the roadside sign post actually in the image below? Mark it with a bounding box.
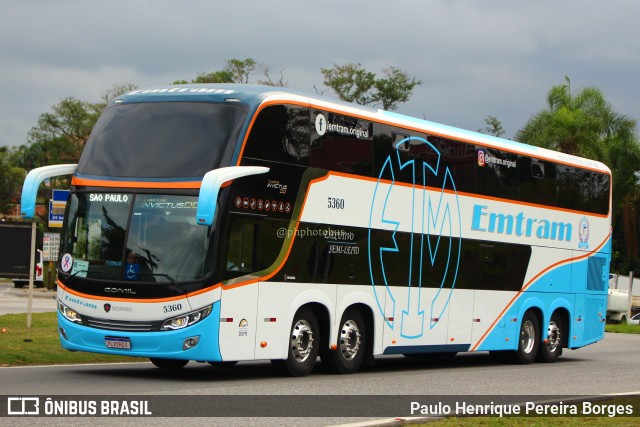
[27,220,36,329]
[628,271,635,322]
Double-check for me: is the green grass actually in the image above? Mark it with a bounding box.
[605,322,640,334]
[0,312,141,366]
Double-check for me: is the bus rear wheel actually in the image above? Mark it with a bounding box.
[271,307,319,377]
[513,311,540,364]
[149,358,189,370]
[537,312,563,363]
[322,308,366,374]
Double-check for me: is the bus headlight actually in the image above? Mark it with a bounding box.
[161,305,212,331]
[58,300,82,324]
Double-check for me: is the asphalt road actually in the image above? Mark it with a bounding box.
[0,280,56,315]
[1,332,639,426]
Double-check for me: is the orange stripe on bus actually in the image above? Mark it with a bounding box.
[71,177,202,189]
[57,280,221,303]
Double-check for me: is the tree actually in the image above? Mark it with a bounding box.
[225,58,257,84]
[371,66,422,111]
[175,58,285,86]
[478,115,505,137]
[99,83,137,107]
[0,147,25,215]
[516,77,640,272]
[176,70,234,84]
[320,63,420,111]
[320,63,376,106]
[19,97,98,168]
[15,83,137,171]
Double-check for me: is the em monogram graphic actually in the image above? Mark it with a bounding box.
[368,137,462,339]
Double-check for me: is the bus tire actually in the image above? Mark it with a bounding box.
[149,358,189,370]
[322,308,366,374]
[272,307,319,377]
[537,312,563,363]
[514,311,540,364]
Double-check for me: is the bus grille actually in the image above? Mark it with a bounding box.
[82,316,163,332]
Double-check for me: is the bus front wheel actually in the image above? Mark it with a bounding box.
[271,307,319,377]
[322,308,366,374]
[149,357,189,370]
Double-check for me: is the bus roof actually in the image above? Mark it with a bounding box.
[116,84,611,175]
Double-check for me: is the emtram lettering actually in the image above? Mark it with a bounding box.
[471,204,572,241]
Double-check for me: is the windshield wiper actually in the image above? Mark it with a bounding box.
[61,270,89,285]
[133,272,179,286]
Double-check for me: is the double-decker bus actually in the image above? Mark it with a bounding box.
[21,84,611,376]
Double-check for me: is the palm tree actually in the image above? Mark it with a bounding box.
[516,77,640,272]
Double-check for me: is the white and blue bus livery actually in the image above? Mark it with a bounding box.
[21,85,611,376]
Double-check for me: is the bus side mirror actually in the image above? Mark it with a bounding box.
[21,164,77,219]
[196,166,269,226]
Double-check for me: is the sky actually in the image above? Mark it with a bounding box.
[1,0,639,148]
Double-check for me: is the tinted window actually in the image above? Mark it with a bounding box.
[243,105,309,165]
[423,136,476,193]
[311,111,373,176]
[78,102,246,178]
[475,147,518,199]
[518,157,557,206]
[223,216,286,280]
[557,166,609,214]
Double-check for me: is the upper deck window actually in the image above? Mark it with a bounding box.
[78,102,247,178]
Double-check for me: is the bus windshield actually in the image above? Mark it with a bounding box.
[60,192,212,283]
[77,102,247,178]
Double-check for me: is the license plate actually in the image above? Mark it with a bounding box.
[105,336,131,349]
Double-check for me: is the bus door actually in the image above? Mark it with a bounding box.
[218,219,260,361]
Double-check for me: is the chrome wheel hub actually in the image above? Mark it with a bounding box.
[291,319,314,362]
[339,319,361,360]
[520,319,536,354]
[546,320,561,352]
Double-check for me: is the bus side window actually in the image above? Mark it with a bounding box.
[226,221,256,275]
[476,147,518,200]
[243,105,309,166]
[310,111,373,177]
[518,157,557,206]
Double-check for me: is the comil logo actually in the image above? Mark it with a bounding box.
[477,149,486,167]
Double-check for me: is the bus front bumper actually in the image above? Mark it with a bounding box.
[57,301,223,362]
